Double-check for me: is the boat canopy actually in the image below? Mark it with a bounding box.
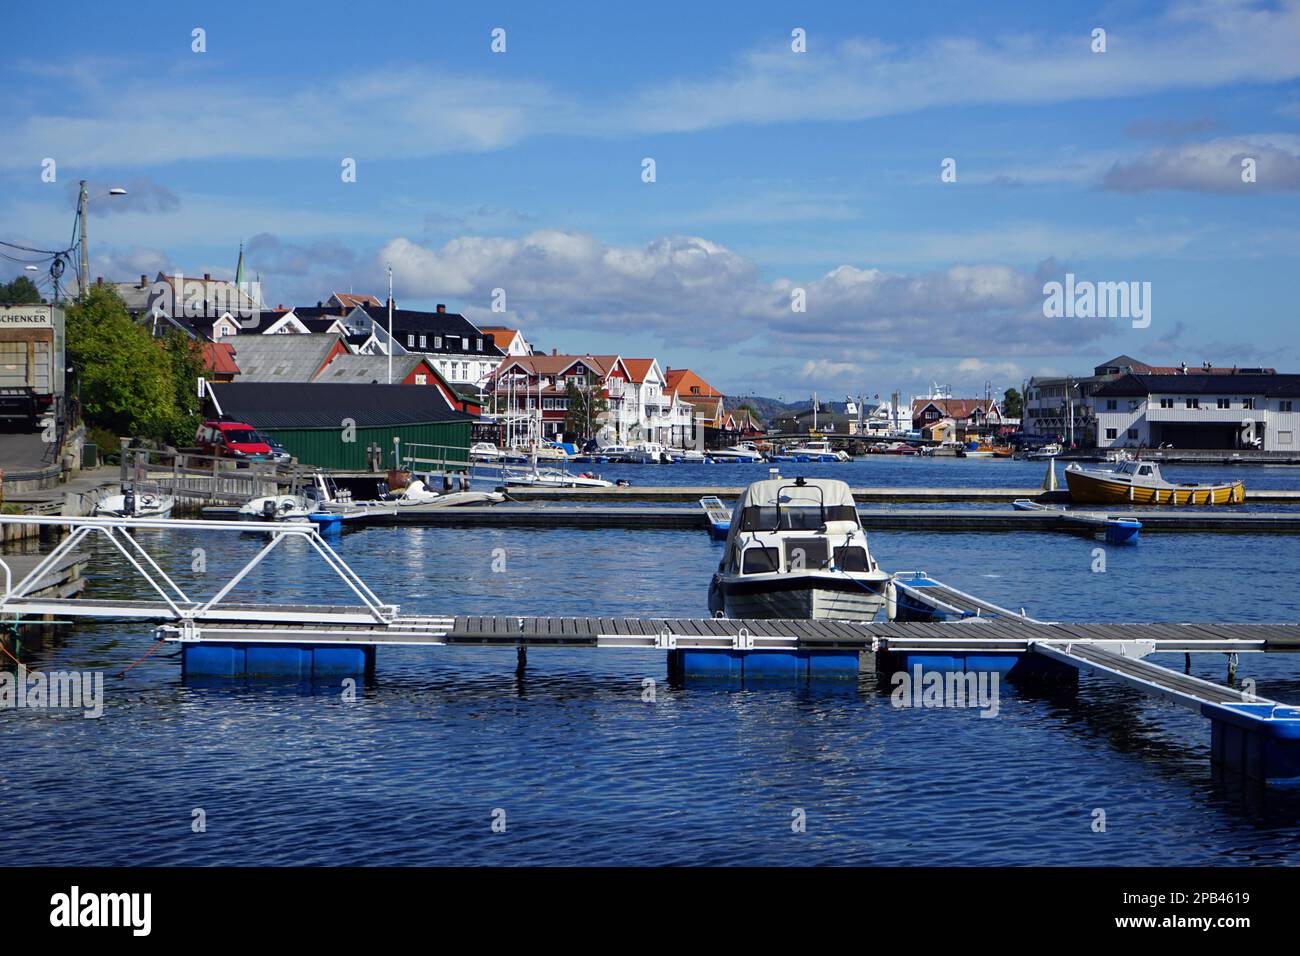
[732,479,860,533]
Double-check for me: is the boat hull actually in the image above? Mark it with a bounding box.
[1065,469,1244,505]
[709,572,887,621]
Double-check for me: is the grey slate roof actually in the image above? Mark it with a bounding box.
[227,334,342,382]
[210,382,469,429]
[315,352,439,385]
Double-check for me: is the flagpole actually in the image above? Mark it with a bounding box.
[387,264,393,385]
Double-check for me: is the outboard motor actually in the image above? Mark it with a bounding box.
[263,499,278,518]
[123,490,136,515]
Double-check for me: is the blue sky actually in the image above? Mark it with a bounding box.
[3,0,1299,399]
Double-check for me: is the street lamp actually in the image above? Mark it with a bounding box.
[77,180,127,298]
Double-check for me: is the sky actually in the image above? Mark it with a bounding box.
[3,0,1299,401]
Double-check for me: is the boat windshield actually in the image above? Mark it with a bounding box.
[739,504,858,532]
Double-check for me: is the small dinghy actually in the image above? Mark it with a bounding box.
[383,476,505,508]
[1012,498,1141,545]
[93,488,175,519]
[238,494,317,522]
[503,467,613,488]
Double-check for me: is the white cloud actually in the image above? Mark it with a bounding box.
[1101,134,1300,192]
[375,230,1115,370]
[7,2,1300,168]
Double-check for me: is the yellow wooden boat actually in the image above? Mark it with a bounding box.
[1064,459,1244,505]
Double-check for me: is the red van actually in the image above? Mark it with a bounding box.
[195,420,274,462]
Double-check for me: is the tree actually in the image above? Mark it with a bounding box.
[0,276,43,304]
[563,378,608,441]
[162,328,206,445]
[1002,387,1023,419]
[65,285,189,442]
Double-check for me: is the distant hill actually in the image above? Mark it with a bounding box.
[724,396,797,424]
[725,396,867,426]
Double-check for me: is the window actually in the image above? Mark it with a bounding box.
[1185,398,1199,409]
[406,334,415,347]
[742,547,780,574]
[1105,399,1117,410]
[1243,398,1255,410]
[1159,398,1175,408]
[833,546,869,572]
[1282,401,1294,413]
[434,336,442,349]
[1217,398,1230,409]
[1127,429,1139,440]
[476,338,483,351]
[1105,428,1118,440]
[414,373,427,385]
[418,334,427,348]
[1281,432,1294,446]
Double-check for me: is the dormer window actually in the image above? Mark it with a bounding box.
[406,334,415,347]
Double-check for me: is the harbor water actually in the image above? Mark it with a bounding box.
[3,516,1300,866]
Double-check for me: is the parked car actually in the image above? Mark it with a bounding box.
[195,420,274,465]
[250,430,293,464]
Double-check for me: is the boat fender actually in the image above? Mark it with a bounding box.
[885,579,898,622]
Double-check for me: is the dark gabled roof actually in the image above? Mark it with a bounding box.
[301,318,344,334]
[210,382,470,429]
[1092,373,1300,398]
[364,306,506,357]
[293,305,352,320]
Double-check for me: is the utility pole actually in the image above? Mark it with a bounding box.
[386,264,393,385]
[77,180,89,299]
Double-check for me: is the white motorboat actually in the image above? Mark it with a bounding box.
[502,467,614,488]
[1027,442,1063,460]
[384,476,505,507]
[628,441,668,463]
[470,442,509,462]
[667,448,710,463]
[707,477,891,620]
[238,493,318,522]
[595,443,637,462]
[92,488,175,519]
[708,441,766,463]
[302,471,354,512]
[773,439,849,462]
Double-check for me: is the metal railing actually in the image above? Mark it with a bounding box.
[0,513,395,625]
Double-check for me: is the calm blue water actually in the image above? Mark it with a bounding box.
[4,521,1300,866]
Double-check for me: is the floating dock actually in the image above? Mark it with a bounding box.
[203,504,1300,534]
[4,514,1300,782]
[502,484,1300,504]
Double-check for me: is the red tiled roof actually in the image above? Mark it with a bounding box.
[665,368,720,398]
[912,398,998,420]
[201,341,239,376]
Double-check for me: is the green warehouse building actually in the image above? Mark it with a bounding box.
[209,382,472,471]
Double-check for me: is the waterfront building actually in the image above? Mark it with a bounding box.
[217,333,477,414]
[1092,373,1300,451]
[353,304,506,391]
[489,352,632,444]
[911,397,1005,440]
[207,381,471,470]
[478,326,534,357]
[1024,355,1279,445]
